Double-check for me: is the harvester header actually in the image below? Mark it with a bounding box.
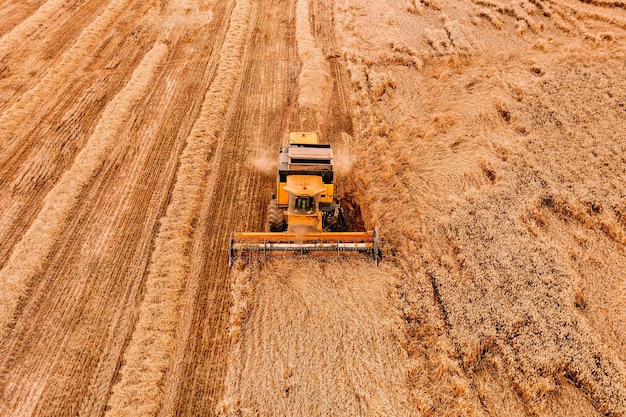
[229,229,379,265]
[229,132,380,265]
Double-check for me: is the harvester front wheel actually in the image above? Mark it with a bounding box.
[323,202,346,232]
[269,200,285,232]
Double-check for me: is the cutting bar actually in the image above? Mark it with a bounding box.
[229,228,380,266]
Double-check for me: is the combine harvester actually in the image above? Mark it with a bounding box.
[229,132,380,265]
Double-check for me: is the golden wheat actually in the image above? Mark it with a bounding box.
[295,0,332,129]
[0,0,69,60]
[0,42,167,339]
[0,0,132,146]
[219,261,414,416]
[103,1,252,415]
[333,0,626,414]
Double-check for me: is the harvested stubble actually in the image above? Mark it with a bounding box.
[0,42,167,340]
[103,0,252,415]
[0,0,132,145]
[0,0,69,60]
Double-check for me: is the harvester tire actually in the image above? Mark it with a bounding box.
[323,203,346,232]
[269,200,285,232]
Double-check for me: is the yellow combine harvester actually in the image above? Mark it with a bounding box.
[229,132,379,265]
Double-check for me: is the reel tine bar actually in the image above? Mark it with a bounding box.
[229,229,380,265]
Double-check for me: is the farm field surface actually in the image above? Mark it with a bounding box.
[0,0,625,415]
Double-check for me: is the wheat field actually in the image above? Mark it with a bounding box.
[0,0,624,415]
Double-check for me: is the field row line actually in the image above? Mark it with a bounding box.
[0,0,133,146]
[0,42,168,340]
[102,0,253,415]
[295,0,332,126]
[0,0,69,59]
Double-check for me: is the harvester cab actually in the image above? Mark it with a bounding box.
[229,132,379,265]
[281,175,327,230]
[271,132,344,233]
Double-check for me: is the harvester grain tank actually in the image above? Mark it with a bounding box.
[229,132,379,265]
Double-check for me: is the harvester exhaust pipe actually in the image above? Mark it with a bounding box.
[229,228,380,267]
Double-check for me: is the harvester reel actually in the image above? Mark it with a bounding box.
[229,228,380,266]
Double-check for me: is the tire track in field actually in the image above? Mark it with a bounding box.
[0,41,168,342]
[0,0,134,147]
[103,1,251,415]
